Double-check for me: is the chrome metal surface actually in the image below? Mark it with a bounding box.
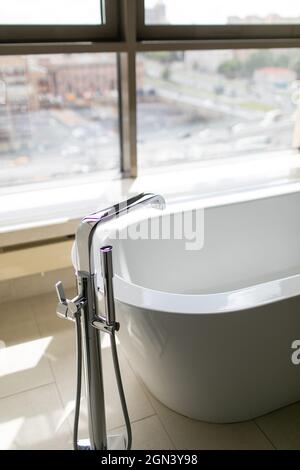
[77,272,107,450]
[55,280,85,321]
[75,192,166,274]
[100,245,116,326]
[73,192,165,450]
[78,434,127,451]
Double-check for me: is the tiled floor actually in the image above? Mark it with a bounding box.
[1,291,300,450]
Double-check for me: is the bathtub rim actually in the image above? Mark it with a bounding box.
[96,272,300,315]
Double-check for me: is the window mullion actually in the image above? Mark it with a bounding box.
[118,0,138,178]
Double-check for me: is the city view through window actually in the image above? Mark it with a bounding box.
[145,0,300,25]
[1,3,300,187]
[137,49,300,170]
[0,54,119,188]
[1,48,299,187]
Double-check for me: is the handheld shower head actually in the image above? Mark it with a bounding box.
[100,245,116,327]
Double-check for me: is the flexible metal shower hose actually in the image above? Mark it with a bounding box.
[73,313,132,450]
[73,313,82,451]
[110,329,132,450]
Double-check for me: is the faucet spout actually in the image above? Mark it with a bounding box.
[83,192,165,225]
[138,193,166,211]
[76,192,166,274]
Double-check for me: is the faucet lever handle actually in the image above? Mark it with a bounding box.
[55,281,66,304]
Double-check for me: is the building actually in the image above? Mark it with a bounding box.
[145,0,167,24]
[0,56,31,153]
[254,67,296,88]
[31,54,118,103]
[228,15,300,25]
[0,53,144,154]
[30,54,144,106]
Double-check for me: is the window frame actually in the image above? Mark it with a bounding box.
[137,0,300,41]
[0,0,119,43]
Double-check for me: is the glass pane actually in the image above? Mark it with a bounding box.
[0,53,119,188]
[137,50,299,170]
[0,0,102,25]
[145,0,300,25]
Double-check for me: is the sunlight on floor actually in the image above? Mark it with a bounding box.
[0,417,24,450]
[0,337,52,377]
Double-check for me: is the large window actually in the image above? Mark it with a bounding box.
[137,49,299,170]
[1,0,300,195]
[0,53,119,188]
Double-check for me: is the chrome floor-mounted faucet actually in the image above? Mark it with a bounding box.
[55,193,166,450]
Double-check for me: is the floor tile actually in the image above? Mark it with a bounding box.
[0,384,71,450]
[0,298,35,330]
[146,393,274,450]
[0,307,54,398]
[255,401,300,450]
[35,321,78,418]
[0,280,14,304]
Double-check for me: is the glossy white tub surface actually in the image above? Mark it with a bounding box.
[78,190,300,422]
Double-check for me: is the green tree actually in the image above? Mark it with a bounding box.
[243,51,274,76]
[217,59,243,79]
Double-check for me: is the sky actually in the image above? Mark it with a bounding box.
[0,0,101,25]
[146,0,300,24]
[1,1,300,26]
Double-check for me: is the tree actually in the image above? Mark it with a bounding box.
[243,50,274,76]
[217,59,243,79]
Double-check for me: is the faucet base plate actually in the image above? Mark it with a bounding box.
[77,433,127,450]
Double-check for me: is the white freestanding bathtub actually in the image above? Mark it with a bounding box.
[81,190,300,423]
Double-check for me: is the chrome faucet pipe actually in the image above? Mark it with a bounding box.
[71,192,165,450]
[56,193,165,450]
